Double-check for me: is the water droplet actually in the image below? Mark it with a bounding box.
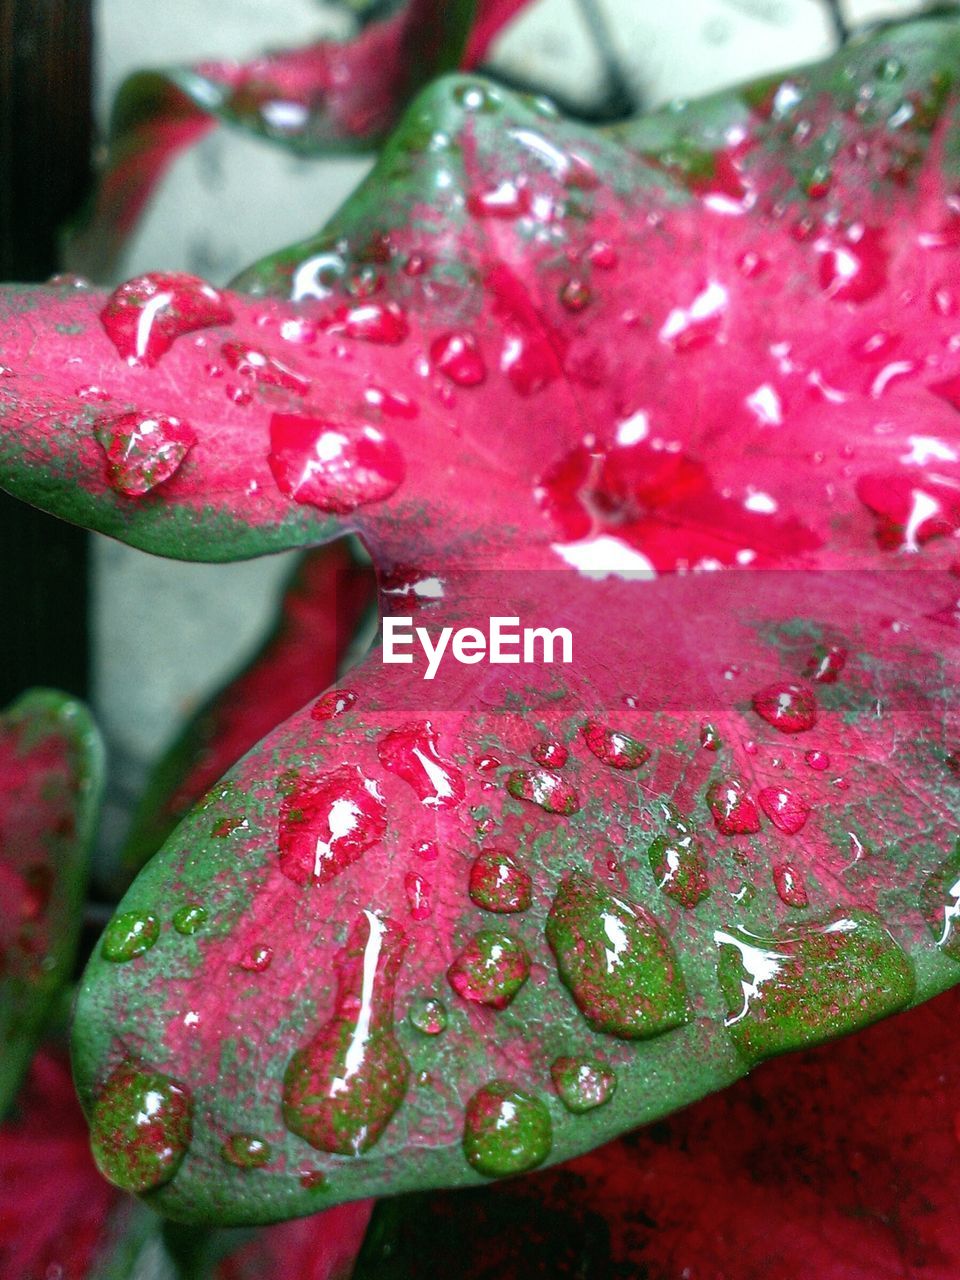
[93,411,196,497]
[804,645,847,683]
[500,328,560,396]
[559,278,592,312]
[172,904,207,935]
[282,911,408,1155]
[469,849,532,913]
[919,843,960,960]
[221,342,311,394]
[268,411,404,513]
[706,778,761,835]
[751,681,818,733]
[805,749,830,771]
[581,721,650,770]
[325,301,408,344]
[277,765,387,887]
[550,1056,617,1112]
[586,241,617,269]
[408,996,447,1035]
[506,769,580,814]
[757,786,810,834]
[311,689,358,721]
[773,862,808,908]
[101,911,160,962]
[463,1081,552,1176]
[546,871,689,1038]
[404,871,432,921]
[648,811,709,908]
[221,1134,272,1168]
[447,931,530,1009]
[531,740,567,767]
[817,225,888,303]
[699,722,720,751]
[211,814,246,838]
[415,839,438,861]
[715,909,914,1060]
[430,331,486,386]
[238,944,273,972]
[467,180,531,218]
[77,384,111,402]
[378,721,465,808]
[364,385,418,418]
[90,1064,193,1192]
[100,272,233,366]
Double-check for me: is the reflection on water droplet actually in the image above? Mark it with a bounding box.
[463,1081,552,1176]
[94,411,196,497]
[715,909,914,1061]
[90,1064,193,1192]
[269,412,404,513]
[469,849,532,913]
[506,768,580,814]
[277,765,386,887]
[100,272,233,366]
[546,871,688,1038]
[447,931,530,1009]
[101,911,160,962]
[378,721,464,809]
[282,911,408,1155]
[550,1056,617,1112]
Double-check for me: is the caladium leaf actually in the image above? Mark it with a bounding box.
[4,18,960,571]
[70,566,960,1223]
[120,542,375,879]
[353,985,960,1279]
[0,691,102,1112]
[69,0,531,279]
[0,11,950,1223]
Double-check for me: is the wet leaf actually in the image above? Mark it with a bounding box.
[0,692,102,1112]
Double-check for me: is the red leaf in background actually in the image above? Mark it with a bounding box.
[353,986,960,1280]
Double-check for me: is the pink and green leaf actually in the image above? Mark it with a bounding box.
[0,692,102,1113]
[0,12,956,1224]
[69,0,531,279]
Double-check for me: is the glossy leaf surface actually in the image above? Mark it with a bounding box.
[0,692,102,1112]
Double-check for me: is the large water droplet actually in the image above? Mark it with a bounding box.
[751,681,818,733]
[715,909,914,1061]
[431,331,486,386]
[90,1064,193,1192]
[101,911,160,962]
[268,412,404,513]
[550,1056,617,1113]
[100,272,233,366]
[531,740,567,768]
[277,765,387,887]
[648,810,709,907]
[506,769,580,814]
[462,1081,551,1176]
[918,843,960,961]
[773,862,808,908]
[378,721,465,809]
[447,931,530,1009]
[706,778,761,835]
[817,225,888,303]
[282,910,408,1155]
[581,721,650,770]
[93,411,196,497]
[469,849,532,913]
[757,786,810,834]
[545,871,689,1038]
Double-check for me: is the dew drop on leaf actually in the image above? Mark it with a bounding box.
[282,911,408,1156]
[238,943,273,972]
[773,861,809,908]
[93,411,196,497]
[817,224,888,303]
[706,778,761,836]
[545,872,689,1038]
[404,871,432,921]
[99,272,233,366]
[581,721,650,770]
[90,1064,193,1192]
[101,911,160,962]
[447,931,530,1009]
[311,689,358,721]
[221,1134,272,1168]
[324,301,409,344]
[468,849,532,913]
[550,1056,617,1113]
[805,749,831,771]
[172,903,207,935]
[430,331,487,386]
[918,844,960,961]
[714,909,914,1061]
[277,764,387,887]
[221,341,311,394]
[648,812,709,907]
[757,786,811,834]
[462,1081,552,1176]
[467,180,530,218]
[804,644,848,683]
[408,997,447,1035]
[377,721,465,809]
[268,412,404,513]
[506,769,580,815]
[751,681,818,733]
